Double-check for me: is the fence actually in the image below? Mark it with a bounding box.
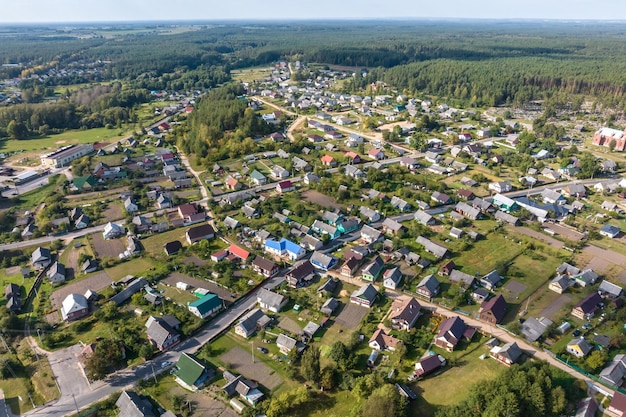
[554,354,626,396]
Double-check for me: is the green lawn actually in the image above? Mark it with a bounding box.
[411,336,507,416]
[157,283,197,305]
[104,257,155,281]
[452,233,522,275]
[231,66,274,83]
[140,228,189,257]
[12,174,66,211]
[0,339,60,414]
[0,126,131,157]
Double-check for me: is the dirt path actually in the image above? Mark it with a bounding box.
[507,225,564,249]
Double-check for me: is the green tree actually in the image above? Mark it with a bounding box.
[300,345,321,384]
[585,349,608,373]
[7,120,28,139]
[320,366,336,391]
[361,384,407,417]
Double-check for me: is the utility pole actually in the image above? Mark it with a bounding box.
[251,341,255,364]
[150,363,157,384]
[27,392,35,408]
[72,393,80,416]
[0,333,9,352]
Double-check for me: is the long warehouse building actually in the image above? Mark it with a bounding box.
[40,144,94,168]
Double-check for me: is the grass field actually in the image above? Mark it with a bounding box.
[104,257,154,281]
[0,126,131,157]
[0,338,60,414]
[13,174,66,211]
[231,66,274,83]
[411,336,506,416]
[452,233,522,275]
[140,228,189,256]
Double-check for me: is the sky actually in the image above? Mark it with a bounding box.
[1,0,625,23]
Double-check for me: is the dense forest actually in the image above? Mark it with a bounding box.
[2,21,626,108]
[177,83,273,164]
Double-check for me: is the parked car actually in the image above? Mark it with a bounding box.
[257,347,268,354]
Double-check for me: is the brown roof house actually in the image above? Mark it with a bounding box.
[185,224,215,244]
[571,292,603,320]
[435,316,475,352]
[368,329,400,351]
[252,257,279,278]
[414,354,446,378]
[479,294,507,324]
[390,297,421,331]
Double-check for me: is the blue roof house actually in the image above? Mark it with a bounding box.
[265,238,306,261]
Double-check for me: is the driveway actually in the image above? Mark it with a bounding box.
[0,390,15,417]
[47,345,91,397]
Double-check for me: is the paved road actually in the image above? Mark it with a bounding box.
[0,390,15,417]
[0,219,126,251]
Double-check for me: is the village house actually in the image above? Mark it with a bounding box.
[234,309,271,339]
[31,247,51,270]
[252,257,279,278]
[600,354,626,387]
[350,283,378,308]
[435,316,475,352]
[47,261,66,283]
[174,353,212,392]
[286,260,316,288]
[383,267,403,290]
[188,294,223,319]
[416,275,440,299]
[264,237,306,261]
[145,316,180,351]
[571,292,603,320]
[361,256,385,282]
[414,210,435,226]
[480,270,503,290]
[185,224,215,244]
[490,342,522,366]
[369,329,400,351]
[61,293,89,321]
[479,294,507,324]
[567,337,593,358]
[390,297,421,331]
[257,288,288,313]
[414,354,446,378]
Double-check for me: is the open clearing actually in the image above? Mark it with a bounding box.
[104,257,153,281]
[50,271,113,308]
[102,202,124,223]
[301,189,342,210]
[277,316,303,335]
[504,280,527,296]
[91,233,126,259]
[335,304,368,329]
[540,294,572,319]
[220,347,283,390]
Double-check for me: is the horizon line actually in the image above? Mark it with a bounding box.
[1,17,626,25]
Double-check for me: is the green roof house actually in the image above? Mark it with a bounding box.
[174,353,213,391]
[188,293,223,319]
[72,176,98,191]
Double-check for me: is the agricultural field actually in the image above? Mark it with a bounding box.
[231,66,274,83]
